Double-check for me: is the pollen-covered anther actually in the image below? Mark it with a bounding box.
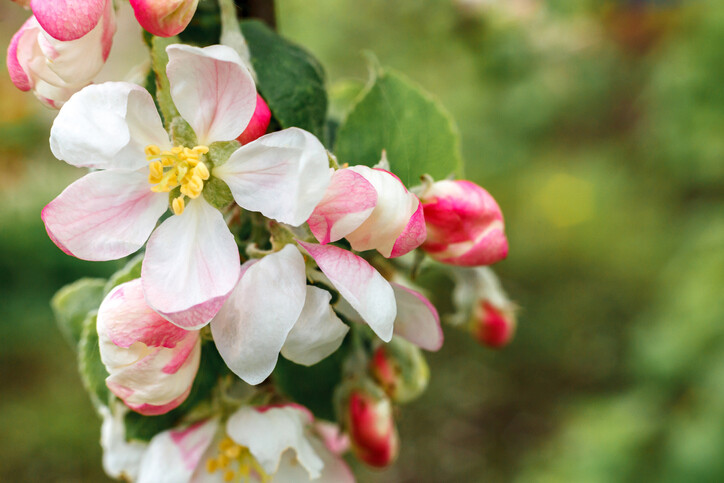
[206,436,270,482]
[145,144,210,215]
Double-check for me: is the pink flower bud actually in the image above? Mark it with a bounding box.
[237,93,271,145]
[421,179,508,266]
[129,0,199,37]
[474,300,516,348]
[343,384,399,467]
[308,165,426,258]
[6,0,115,108]
[97,279,201,415]
[370,338,429,404]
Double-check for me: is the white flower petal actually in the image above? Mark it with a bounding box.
[391,283,443,351]
[297,241,396,342]
[226,406,323,479]
[50,82,169,170]
[142,197,240,330]
[100,404,147,482]
[213,128,331,226]
[42,170,167,261]
[166,44,257,144]
[210,245,307,385]
[137,419,219,483]
[281,286,349,366]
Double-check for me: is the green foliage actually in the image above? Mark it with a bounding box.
[334,69,463,186]
[51,278,106,349]
[104,255,144,295]
[242,20,328,141]
[274,339,350,421]
[125,341,229,442]
[78,314,111,407]
[150,35,181,128]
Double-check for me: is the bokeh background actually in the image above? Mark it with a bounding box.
[2,0,723,481]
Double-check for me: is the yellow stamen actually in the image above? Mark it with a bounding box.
[206,437,270,482]
[223,470,235,482]
[172,196,185,216]
[146,143,210,215]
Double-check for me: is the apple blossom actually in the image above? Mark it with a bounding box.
[6,0,115,107]
[238,93,272,145]
[128,405,354,482]
[97,279,201,415]
[42,43,330,329]
[420,179,509,266]
[129,0,199,37]
[308,165,427,258]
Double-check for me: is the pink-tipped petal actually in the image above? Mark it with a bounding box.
[238,93,272,145]
[344,166,422,258]
[214,128,332,227]
[166,44,256,144]
[281,286,349,366]
[42,170,167,261]
[50,82,168,170]
[210,245,307,385]
[31,0,105,41]
[426,221,508,266]
[297,241,396,342]
[390,283,443,351]
[129,0,199,37]
[308,168,378,244]
[389,201,426,258]
[7,17,36,91]
[142,198,240,330]
[137,419,219,483]
[98,280,201,415]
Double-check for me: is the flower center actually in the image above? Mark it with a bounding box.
[205,436,270,482]
[145,144,210,215]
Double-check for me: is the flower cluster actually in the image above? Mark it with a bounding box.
[9,2,517,480]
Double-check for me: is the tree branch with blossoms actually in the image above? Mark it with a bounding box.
[7,0,516,480]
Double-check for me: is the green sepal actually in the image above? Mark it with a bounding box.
[241,20,328,141]
[51,278,106,349]
[104,255,144,295]
[203,177,234,209]
[334,68,464,187]
[150,35,181,129]
[170,116,198,147]
[273,336,350,421]
[124,341,230,442]
[78,313,112,407]
[208,140,241,169]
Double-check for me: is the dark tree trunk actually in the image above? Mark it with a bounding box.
[235,0,276,28]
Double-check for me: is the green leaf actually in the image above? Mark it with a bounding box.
[273,338,349,421]
[241,20,328,140]
[78,313,111,407]
[150,35,180,128]
[124,341,230,442]
[334,69,464,187]
[51,278,106,348]
[104,255,144,295]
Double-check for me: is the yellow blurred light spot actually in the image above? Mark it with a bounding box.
[535,172,594,228]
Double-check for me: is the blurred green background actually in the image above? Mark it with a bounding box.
[2,0,723,481]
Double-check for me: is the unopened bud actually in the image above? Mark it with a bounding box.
[338,381,399,467]
[473,300,516,348]
[129,0,198,37]
[421,179,508,266]
[370,338,429,404]
[238,94,272,145]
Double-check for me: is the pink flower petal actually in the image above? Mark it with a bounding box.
[31,0,105,41]
[6,17,37,91]
[129,0,199,37]
[238,93,272,145]
[308,168,378,244]
[210,245,307,385]
[142,197,240,330]
[389,201,426,258]
[166,44,256,144]
[214,128,332,226]
[297,241,396,342]
[42,170,167,261]
[390,283,443,351]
